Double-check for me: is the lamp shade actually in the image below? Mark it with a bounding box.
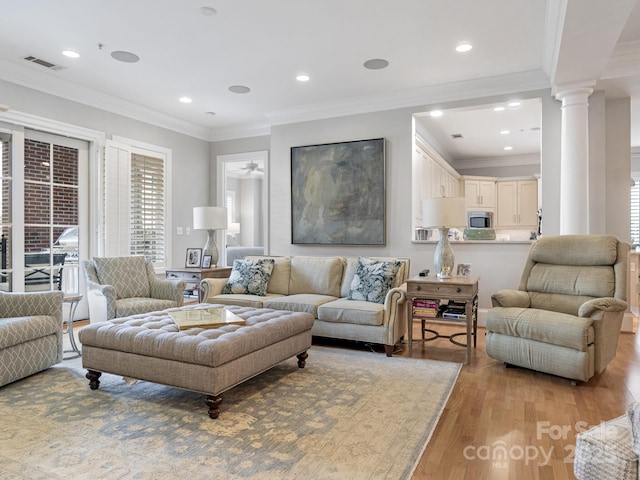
[422,197,466,228]
[228,222,241,235]
[193,206,227,230]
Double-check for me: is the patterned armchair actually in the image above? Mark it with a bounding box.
[0,290,64,387]
[82,256,186,324]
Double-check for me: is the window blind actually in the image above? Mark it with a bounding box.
[130,153,165,267]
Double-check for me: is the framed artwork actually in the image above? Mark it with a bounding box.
[290,138,385,245]
[185,248,202,268]
[202,255,212,268]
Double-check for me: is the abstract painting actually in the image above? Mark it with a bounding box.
[291,138,385,245]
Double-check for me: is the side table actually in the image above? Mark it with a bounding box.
[63,293,82,359]
[166,267,233,302]
[405,275,479,364]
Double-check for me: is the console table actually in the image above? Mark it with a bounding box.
[166,267,232,302]
[405,275,479,363]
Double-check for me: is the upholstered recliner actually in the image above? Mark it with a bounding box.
[0,290,64,387]
[82,256,186,324]
[486,234,629,382]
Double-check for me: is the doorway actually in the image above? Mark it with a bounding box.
[217,151,269,266]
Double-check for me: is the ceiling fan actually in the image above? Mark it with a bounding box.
[241,161,264,175]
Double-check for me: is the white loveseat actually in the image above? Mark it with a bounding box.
[200,255,409,356]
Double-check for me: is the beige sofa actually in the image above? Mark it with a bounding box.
[0,290,64,387]
[201,255,409,356]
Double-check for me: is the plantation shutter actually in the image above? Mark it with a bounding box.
[631,179,639,248]
[103,141,131,256]
[130,153,165,267]
[103,141,166,269]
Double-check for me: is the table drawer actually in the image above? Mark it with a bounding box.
[407,282,475,298]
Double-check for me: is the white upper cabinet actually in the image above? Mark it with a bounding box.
[496,179,538,228]
[463,176,496,210]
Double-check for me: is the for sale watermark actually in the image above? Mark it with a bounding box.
[462,420,614,468]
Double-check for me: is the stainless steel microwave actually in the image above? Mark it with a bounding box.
[468,211,493,229]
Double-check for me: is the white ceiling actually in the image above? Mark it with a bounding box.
[0,0,639,154]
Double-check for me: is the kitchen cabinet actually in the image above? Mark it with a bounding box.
[464,177,496,209]
[496,180,538,228]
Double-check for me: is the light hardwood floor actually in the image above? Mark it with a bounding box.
[405,320,639,480]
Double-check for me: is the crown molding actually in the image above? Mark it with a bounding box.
[208,122,271,142]
[542,0,567,83]
[265,70,550,127]
[602,40,640,79]
[0,59,211,141]
[453,153,540,171]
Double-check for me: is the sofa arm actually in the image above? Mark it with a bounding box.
[578,297,628,318]
[380,285,408,349]
[200,277,228,302]
[149,276,186,305]
[491,289,530,308]
[0,291,63,322]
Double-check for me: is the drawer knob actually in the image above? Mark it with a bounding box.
[416,285,421,291]
[456,287,461,293]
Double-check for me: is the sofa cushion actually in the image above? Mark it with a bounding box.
[0,315,60,349]
[348,257,402,304]
[318,298,384,326]
[208,293,284,309]
[222,258,275,296]
[486,307,594,351]
[264,294,337,318]
[245,256,291,295]
[288,257,344,297]
[93,256,150,300]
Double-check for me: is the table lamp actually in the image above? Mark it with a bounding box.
[193,206,228,267]
[422,197,467,278]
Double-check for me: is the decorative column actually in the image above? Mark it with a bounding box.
[554,87,593,235]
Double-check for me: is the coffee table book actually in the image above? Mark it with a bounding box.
[169,307,246,330]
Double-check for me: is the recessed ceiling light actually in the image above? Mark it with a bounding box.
[111,50,140,63]
[363,58,389,70]
[429,110,443,118]
[62,50,80,58]
[504,146,513,151]
[296,74,310,82]
[493,106,505,112]
[229,85,251,94]
[500,130,510,135]
[200,6,217,16]
[508,101,521,107]
[455,43,473,53]
[179,96,192,104]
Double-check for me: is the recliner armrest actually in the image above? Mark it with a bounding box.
[491,289,530,308]
[578,297,628,317]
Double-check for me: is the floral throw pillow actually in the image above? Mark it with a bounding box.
[348,257,402,304]
[222,258,275,296]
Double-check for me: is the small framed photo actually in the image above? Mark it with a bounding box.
[202,255,212,268]
[185,248,202,268]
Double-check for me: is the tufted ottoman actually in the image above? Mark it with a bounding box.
[78,304,314,419]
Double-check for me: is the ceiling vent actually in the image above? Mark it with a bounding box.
[451,133,464,139]
[22,55,65,71]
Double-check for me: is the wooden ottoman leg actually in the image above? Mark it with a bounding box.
[86,370,102,390]
[297,351,309,368]
[205,395,223,419]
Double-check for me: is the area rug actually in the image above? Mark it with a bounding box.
[0,346,460,480]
